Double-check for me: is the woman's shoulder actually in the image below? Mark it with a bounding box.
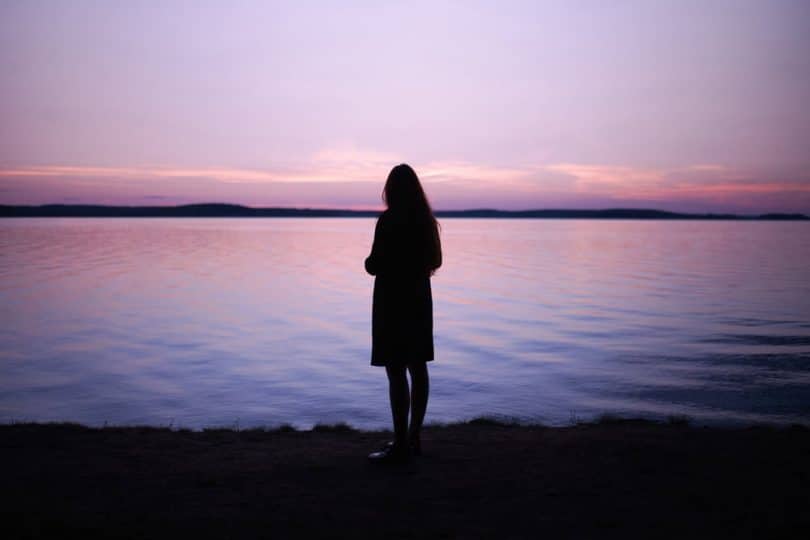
[375,210,399,238]
[379,210,429,234]
[376,210,392,228]
[378,209,407,228]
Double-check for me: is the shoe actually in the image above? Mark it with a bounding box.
[368,442,410,464]
[382,438,422,457]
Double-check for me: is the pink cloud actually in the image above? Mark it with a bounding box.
[1,152,808,214]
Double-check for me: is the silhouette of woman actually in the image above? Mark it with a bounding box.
[365,164,442,463]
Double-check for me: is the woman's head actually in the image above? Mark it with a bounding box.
[382,163,442,274]
[383,163,432,216]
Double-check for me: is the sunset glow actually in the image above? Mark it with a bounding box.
[1,1,808,213]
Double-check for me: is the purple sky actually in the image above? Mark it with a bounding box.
[1,0,809,213]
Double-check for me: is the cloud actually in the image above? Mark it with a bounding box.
[544,162,810,203]
[545,163,665,193]
[1,149,809,213]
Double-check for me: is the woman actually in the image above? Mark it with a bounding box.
[365,164,442,463]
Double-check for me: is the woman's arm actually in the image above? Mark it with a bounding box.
[364,214,387,275]
[431,223,442,273]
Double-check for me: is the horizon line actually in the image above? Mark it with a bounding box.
[1,202,807,220]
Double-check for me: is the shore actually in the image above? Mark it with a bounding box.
[2,419,807,539]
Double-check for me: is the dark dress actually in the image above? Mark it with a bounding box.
[365,210,438,367]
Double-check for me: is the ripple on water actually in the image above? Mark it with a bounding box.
[1,218,809,428]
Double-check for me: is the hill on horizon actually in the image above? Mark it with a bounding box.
[0,203,807,220]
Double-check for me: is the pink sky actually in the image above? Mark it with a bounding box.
[1,1,809,213]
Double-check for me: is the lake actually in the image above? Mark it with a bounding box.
[1,218,808,429]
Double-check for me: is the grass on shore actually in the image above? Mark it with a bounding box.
[2,415,808,539]
[4,412,808,438]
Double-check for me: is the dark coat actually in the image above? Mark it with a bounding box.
[365,210,440,367]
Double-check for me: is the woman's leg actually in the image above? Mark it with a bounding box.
[407,362,429,444]
[385,365,410,448]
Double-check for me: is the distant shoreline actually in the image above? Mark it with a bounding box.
[1,203,807,220]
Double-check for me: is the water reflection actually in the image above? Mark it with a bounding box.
[1,218,808,428]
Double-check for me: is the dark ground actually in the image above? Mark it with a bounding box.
[1,419,808,539]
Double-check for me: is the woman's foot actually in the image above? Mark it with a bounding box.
[368,442,410,464]
[410,436,422,456]
[381,437,422,456]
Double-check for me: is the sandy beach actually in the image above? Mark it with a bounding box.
[2,418,807,539]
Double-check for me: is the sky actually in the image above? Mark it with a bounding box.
[1,0,809,213]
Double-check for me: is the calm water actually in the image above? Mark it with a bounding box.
[1,218,809,429]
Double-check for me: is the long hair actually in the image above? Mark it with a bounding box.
[382,164,442,275]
